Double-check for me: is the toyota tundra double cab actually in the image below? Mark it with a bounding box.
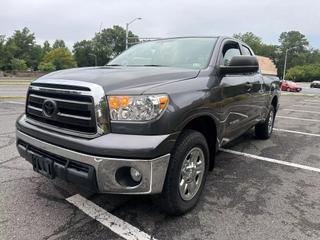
[16,36,280,215]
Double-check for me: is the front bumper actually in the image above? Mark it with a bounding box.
[17,114,177,159]
[16,130,170,194]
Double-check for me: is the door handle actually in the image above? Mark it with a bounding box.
[246,82,253,91]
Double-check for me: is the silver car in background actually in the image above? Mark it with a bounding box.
[310,80,320,88]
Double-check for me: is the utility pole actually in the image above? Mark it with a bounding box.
[125,18,142,50]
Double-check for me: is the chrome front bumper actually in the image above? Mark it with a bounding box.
[16,130,170,194]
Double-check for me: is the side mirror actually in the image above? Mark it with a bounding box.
[219,56,259,74]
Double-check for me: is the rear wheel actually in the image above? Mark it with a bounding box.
[255,105,275,139]
[155,129,209,216]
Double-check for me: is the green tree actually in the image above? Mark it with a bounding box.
[0,35,6,70]
[42,40,52,54]
[93,25,139,65]
[303,49,320,65]
[279,31,309,52]
[5,27,41,70]
[39,40,52,63]
[38,61,56,72]
[30,44,43,70]
[278,31,309,78]
[52,39,66,49]
[11,58,28,71]
[2,38,17,70]
[73,40,95,67]
[40,48,77,70]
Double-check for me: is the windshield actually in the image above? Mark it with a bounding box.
[107,38,217,70]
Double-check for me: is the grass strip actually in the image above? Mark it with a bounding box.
[0,96,26,100]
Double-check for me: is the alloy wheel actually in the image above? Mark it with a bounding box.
[179,147,205,201]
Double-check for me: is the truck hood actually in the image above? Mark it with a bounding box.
[36,66,200,94]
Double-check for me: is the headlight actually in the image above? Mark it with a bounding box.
[107,95,168,121]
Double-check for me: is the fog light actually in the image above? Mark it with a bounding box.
[130,167,142,182]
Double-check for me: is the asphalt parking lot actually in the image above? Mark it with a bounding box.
[1,85,320,240]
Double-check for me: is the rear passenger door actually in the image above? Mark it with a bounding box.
[218,40,254,140]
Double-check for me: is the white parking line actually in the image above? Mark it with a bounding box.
[303,100,320,103]
[277,116,320,122]
[293,104,320,109]
[300,102,320,105]
[67,194,156,240]
[274,128,320,137]
[220,148,320,173]
[281,109,320,114]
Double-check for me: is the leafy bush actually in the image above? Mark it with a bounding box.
[286,64,320,82]
[38,61,56,72]
[11,58,27,71]
[39,48,77,70]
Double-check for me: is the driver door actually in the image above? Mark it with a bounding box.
[218,40,255,140]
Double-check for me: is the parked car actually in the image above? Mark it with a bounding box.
[280,80,302,92]
[16,37,280,215]
[310,80,320,88]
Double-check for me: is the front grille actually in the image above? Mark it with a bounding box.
[26,83,97,135]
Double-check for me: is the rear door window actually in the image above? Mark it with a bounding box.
[242,45,252,56]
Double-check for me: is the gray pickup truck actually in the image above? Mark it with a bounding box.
[16,36,280,215]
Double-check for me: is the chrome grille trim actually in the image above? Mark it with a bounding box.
[57,112,92,121]
[27,105,42,111]
[26,79,109,138]
[29,94,92,105]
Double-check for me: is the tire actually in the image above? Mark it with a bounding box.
[155,129,209,216]
[286,87,291,92]
[255,105,275,139]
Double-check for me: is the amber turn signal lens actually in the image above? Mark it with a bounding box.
[159,96,168,110]
[108,96,129,110]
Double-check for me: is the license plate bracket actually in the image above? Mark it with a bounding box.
[31,153,55,179]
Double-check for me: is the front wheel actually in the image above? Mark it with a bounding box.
[255,105,275,139]
[155,129,209,216]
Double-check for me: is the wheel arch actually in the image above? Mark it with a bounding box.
[178,114,218,171]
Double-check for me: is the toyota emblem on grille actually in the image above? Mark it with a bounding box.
[42,99,57,118]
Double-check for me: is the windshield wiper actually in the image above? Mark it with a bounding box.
[106,64,168,67]
[129,64,167,67]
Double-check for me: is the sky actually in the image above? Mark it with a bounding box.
[1,0,319,49]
